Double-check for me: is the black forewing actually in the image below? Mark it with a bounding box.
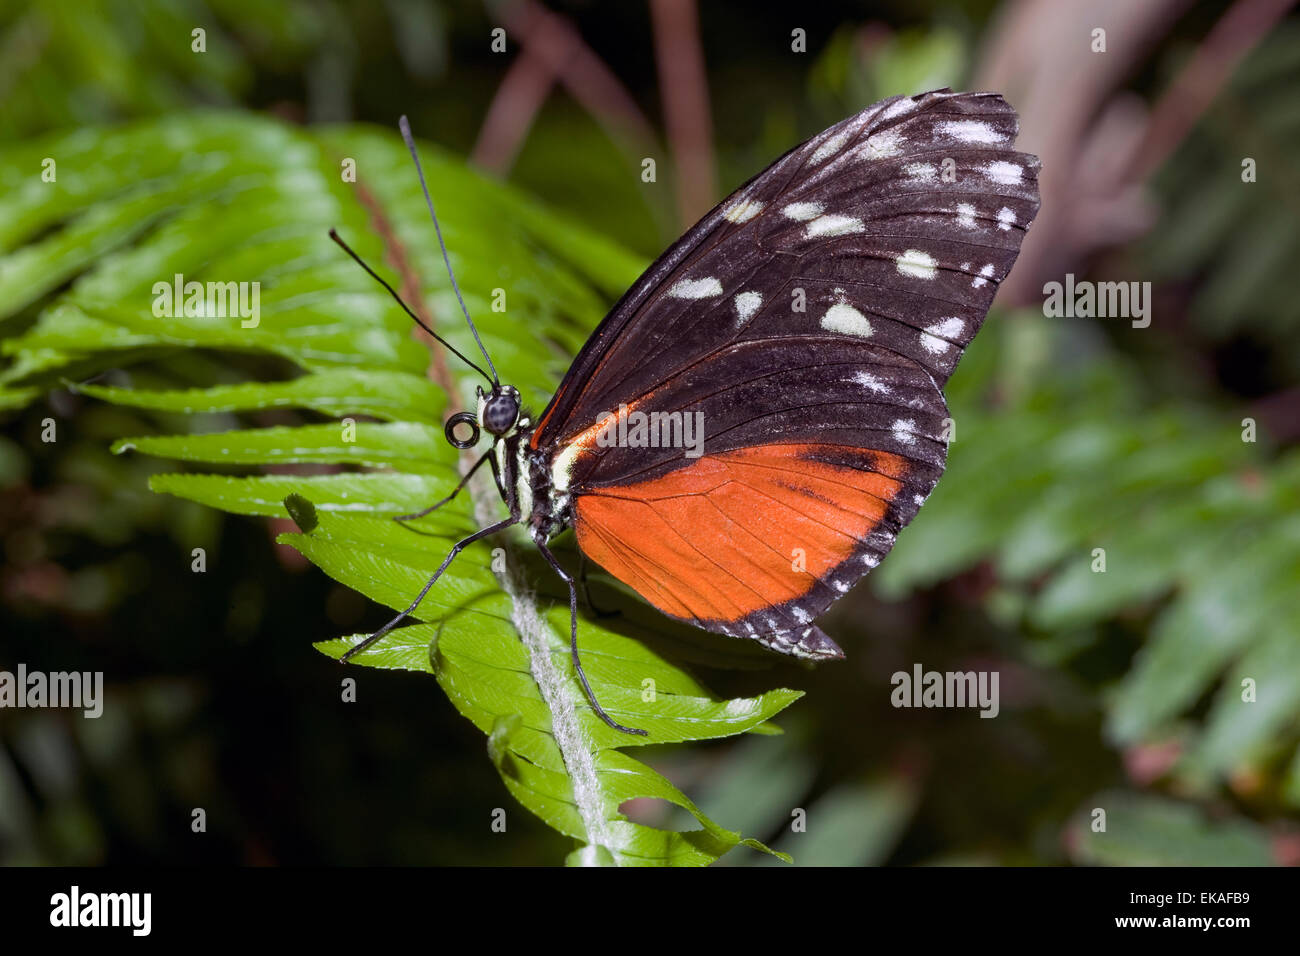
[531,88,1040,468]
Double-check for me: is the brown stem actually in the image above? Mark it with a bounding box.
[471,39,561,174]
[649,0,716,228]
[351,182,457,400]
[475,0,661,176]
[1128,0,1297,182]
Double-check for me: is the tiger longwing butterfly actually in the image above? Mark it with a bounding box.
[331,89,1041,735]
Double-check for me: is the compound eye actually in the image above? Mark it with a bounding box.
[483,395,520,435]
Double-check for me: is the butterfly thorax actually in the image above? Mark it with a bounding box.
[487,426,571,543]
[525,443,572,540]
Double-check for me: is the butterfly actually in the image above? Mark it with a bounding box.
[330,89,1041,735]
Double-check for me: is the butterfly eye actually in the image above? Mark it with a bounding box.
[444,411,481,449]
[482,393,520,436]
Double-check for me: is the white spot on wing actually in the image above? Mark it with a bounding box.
[920,317,964,354]
[904,162,936,182]
[781,201,823,221]
[862,129,903,159]
[806,214,865,238]
[985,161,1022,185]
[972,263,995,288]
[667,277,723,299]
[821,303,872,337]
[810,130,851,164]
[723,197,764,223]
[892,419,918,445]
[896,249,938,280]
[862,554,880,568]
[853,371,891,394]
[997,206,1016,231]
[956,203,977,228]
[939,120,1004,144]
[881,98,917,121]
[733,291,762,323]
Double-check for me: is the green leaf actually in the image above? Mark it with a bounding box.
[112,422,452,471]
[150,472,455,518]
[1067,792,1274,866]
[1188,621,1300,776]
[75,369,446,423]
[688,733,817,860]
[1107,513,1300,744]
[761,775,917,867]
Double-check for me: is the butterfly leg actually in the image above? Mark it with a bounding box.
[535,540,648,736]
[394,448,492,524]
[341,516,517,662]
[577,552,620,618]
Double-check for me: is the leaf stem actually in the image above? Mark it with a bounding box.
[465,449,612,851]
[356,166,612,855]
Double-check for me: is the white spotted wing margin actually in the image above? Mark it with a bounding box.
[531,89,1042,659]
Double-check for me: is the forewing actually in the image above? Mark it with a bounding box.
[533,88,1039,448]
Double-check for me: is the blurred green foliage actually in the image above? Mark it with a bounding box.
[1143,20,1300,378]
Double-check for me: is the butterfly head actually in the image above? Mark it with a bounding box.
[443,385,527,449]
[479,384,525,437]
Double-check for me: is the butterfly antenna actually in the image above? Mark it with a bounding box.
[399,115,500,387]
[328,229,493,384]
